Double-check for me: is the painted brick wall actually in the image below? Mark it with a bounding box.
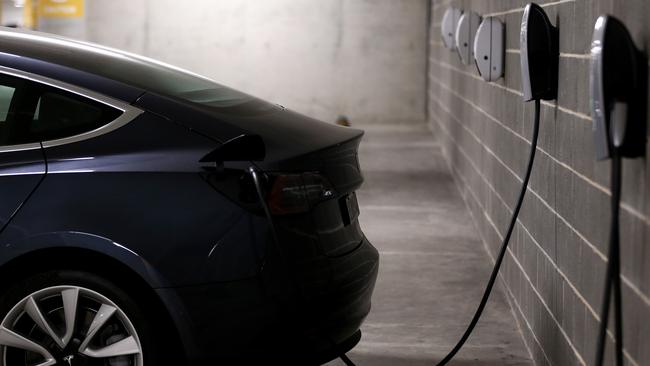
[428,1,650,365]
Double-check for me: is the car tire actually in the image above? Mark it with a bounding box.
[0,270,161,366]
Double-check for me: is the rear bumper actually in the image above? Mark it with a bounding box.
[157,236,379,364]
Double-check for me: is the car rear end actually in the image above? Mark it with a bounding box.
[134,91,379,363]
[258,133,379,357]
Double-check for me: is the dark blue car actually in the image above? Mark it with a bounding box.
[0,28,378,365]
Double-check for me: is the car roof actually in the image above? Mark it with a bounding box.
[0,27,147,101]
[0,27,194,93]
[0,27,275,115]
[0,27,147,68]
[0,27,223,100]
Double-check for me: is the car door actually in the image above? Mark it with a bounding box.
[0,76,46,233]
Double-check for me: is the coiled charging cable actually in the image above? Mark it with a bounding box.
[436,99,541,365]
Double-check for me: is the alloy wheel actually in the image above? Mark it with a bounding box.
[0,286,143,366]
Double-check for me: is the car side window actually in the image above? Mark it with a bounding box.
[0,84,17,145]
[30,91,121,142]
[0,85,15,122]
[0,73,122,146]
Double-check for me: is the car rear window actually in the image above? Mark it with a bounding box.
[0,29,275,113]
[31,91,121,141]
[83,56,277,114]
[0,73,121,146]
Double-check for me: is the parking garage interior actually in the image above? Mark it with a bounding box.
[0,1,648,366]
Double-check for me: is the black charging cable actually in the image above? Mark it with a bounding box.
[249,167,282,246]
[248,167,358,366]
[594,150,624,366]
[435,99,541,365]
[339,353,357,366]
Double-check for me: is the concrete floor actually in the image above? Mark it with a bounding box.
[326,124,533,366]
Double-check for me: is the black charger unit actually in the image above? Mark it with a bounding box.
[520,3,559,101]
[590,15,647,366]
[591,15,647,160]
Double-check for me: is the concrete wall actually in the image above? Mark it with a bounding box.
[2,0,25,27]
[79,0,428,124]
[428,1,650,365]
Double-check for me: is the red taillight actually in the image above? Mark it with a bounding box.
[267,173,334,215]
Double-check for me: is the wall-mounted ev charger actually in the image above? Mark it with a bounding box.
[441,7,462,50]
[473,17,504,81]
[434,4,557,366]
[591,15,647,160]
[455,11,481,65]
[590,15,647,366]
[520,3,559,101]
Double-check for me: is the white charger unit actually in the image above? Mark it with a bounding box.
[441,7,462,50]
[455,11,481,65]
[473,17,504,81]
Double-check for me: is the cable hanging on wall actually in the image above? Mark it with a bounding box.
[434,3,558,365]
[433,3,650,366]
[590,15,647,366]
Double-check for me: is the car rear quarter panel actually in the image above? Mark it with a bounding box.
[0,112,270,288]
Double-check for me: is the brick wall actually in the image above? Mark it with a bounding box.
[428,1,650,365]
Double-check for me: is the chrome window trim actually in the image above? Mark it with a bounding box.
[0,142,41,153]
[0,65,144,153]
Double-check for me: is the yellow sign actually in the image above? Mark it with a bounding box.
[38,0,84,18]
[23,0,37,29]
